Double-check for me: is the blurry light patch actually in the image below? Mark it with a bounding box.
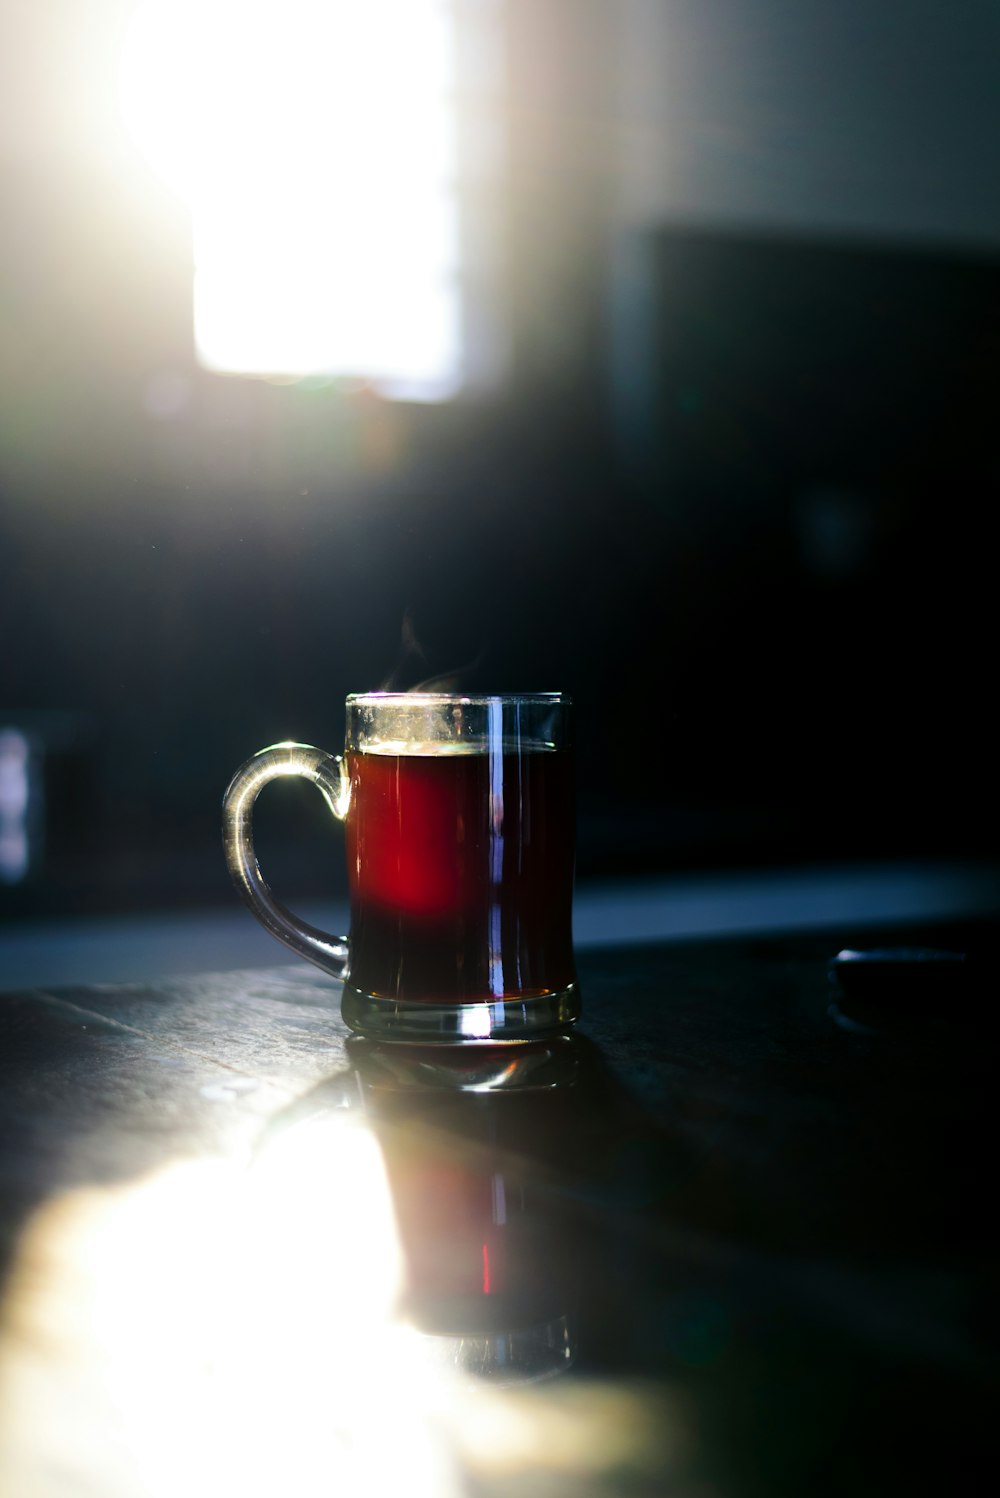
[120,0,461,398]
[0,1108,692,1496]
[0,1117,460,1498]
[0,729,36,884]
[452,1379,690,1487]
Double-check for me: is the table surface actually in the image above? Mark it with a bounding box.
[0,918,996,1498]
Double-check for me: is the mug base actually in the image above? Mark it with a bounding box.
[407,1311,574,1385]
[340,982,580,1043]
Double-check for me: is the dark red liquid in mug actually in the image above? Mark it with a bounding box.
[345,744,575,1004]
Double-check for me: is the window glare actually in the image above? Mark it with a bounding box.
[121,0,461,398]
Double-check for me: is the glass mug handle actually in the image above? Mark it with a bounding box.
[222,742,351,977]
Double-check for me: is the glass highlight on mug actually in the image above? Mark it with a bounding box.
[222,693,579,1042]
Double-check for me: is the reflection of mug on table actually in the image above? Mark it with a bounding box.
[223,693,579,1042]
[355,1041,580,1385]
[264,1037,585,1385]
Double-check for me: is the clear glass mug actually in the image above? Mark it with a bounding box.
[222,692,579,1041]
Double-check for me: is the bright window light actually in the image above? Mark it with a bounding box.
[120,0,461,398]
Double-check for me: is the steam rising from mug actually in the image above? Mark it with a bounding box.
[380,611,488,695]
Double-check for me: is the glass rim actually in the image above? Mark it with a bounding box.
[346,691,571,707]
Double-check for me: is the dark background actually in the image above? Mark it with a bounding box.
[2,0,998,921]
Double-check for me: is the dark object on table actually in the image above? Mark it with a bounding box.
[827,945,985,1034]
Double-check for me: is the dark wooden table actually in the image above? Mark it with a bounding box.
[0,921,996,1497]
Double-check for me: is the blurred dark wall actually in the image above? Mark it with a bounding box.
[1,0,998,917]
